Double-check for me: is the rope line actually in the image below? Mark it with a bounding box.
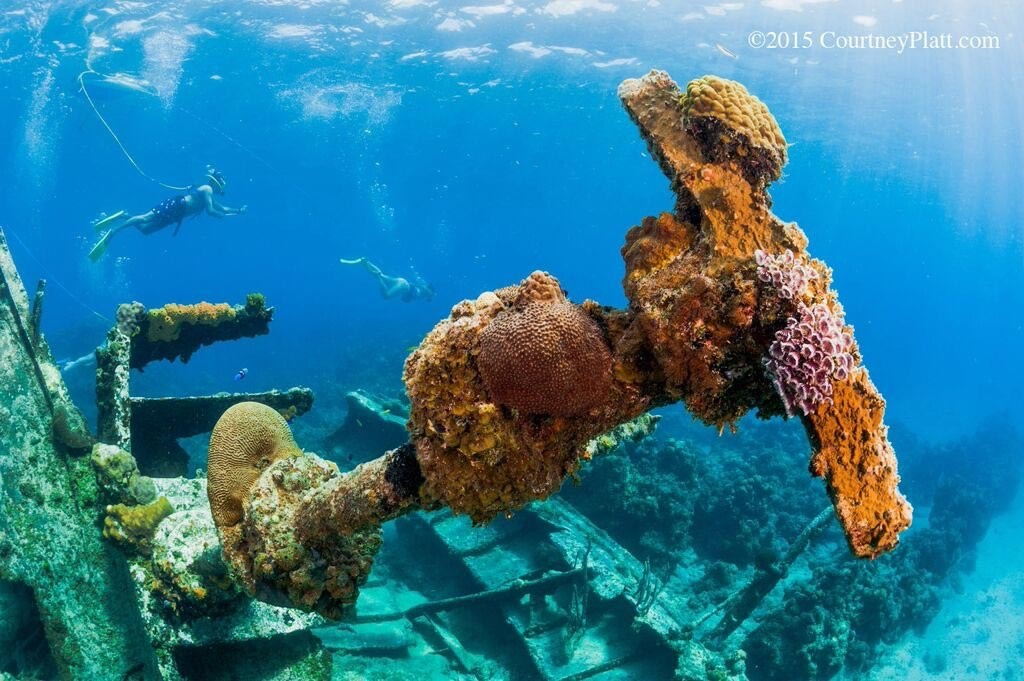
[3,224,111,323]
[77,69,190,191]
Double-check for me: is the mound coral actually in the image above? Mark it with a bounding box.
[91,443,157,506]
[209,409,420,618]
[478,271,613,417]
[115,301,146,337]
[404,272,651,524]
[50,402,94,454]
[146,302,237,343]
[679,75,788,186]
[207,402,301,527]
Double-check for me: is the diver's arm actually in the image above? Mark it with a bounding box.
[202,188,246,217]
[209,199,247,217]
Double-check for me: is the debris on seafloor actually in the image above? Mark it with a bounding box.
[129,387,314,477]
[95,295,314,476]
[0,71,916,681]
[206,71,911,632]
[0,228,331,679]
[322,389,410,463]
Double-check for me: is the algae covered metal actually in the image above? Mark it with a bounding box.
[0,225,159,678]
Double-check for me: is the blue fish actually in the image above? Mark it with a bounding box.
[234,368,248,381]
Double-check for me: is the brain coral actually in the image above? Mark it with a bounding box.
[680,75,787,186]
[478,272,614,417]
[207,402,301,527]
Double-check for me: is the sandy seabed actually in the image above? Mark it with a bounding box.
[866,489,1024,681]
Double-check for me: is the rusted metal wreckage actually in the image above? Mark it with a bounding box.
[0,68,912,680]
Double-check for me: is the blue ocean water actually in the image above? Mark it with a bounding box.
[2,0,1021,442]
[1,1,1022,679]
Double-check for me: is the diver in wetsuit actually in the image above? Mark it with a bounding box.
[339,257,435,302]
[88,168,246,262]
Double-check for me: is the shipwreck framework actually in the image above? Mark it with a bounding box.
[0,70,914,681]
[205,71,912,631]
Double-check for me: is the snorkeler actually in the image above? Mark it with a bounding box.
[88,167,247,262]
[340,257,435,302]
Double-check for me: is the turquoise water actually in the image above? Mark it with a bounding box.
[1,1,1022,679]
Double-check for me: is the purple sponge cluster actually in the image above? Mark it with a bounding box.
[755,249,817,300]
[755,249,855,417]
[764,302,855,416]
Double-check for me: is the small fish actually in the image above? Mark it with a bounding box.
[234,367,248,381]
[716,43,738,60]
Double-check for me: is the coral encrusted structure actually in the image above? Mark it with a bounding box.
[210,71,912,620]
[127,294,272,369]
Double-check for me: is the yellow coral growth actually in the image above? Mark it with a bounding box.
[680,75,787,185]
[103,496,174,555]
[146,302,237,343]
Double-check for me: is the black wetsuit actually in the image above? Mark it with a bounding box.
[138,189,197,235]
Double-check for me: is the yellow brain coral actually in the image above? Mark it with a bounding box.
[680,75,787,185]
[207,402,302,527]
[146,302,237,343]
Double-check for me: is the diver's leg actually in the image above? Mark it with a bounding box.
[121,212,152,231]
[89,213,151,262]
[93,210,127,232]
[89,229,117,262]
[361,260,385,278]
[381,278,412,300]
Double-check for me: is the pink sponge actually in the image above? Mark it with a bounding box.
[755,249,855,416]
[755,249,817,300]
[765,302,855,416]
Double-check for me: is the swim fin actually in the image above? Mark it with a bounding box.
[93,210,126,232]
[88,231,113,262]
